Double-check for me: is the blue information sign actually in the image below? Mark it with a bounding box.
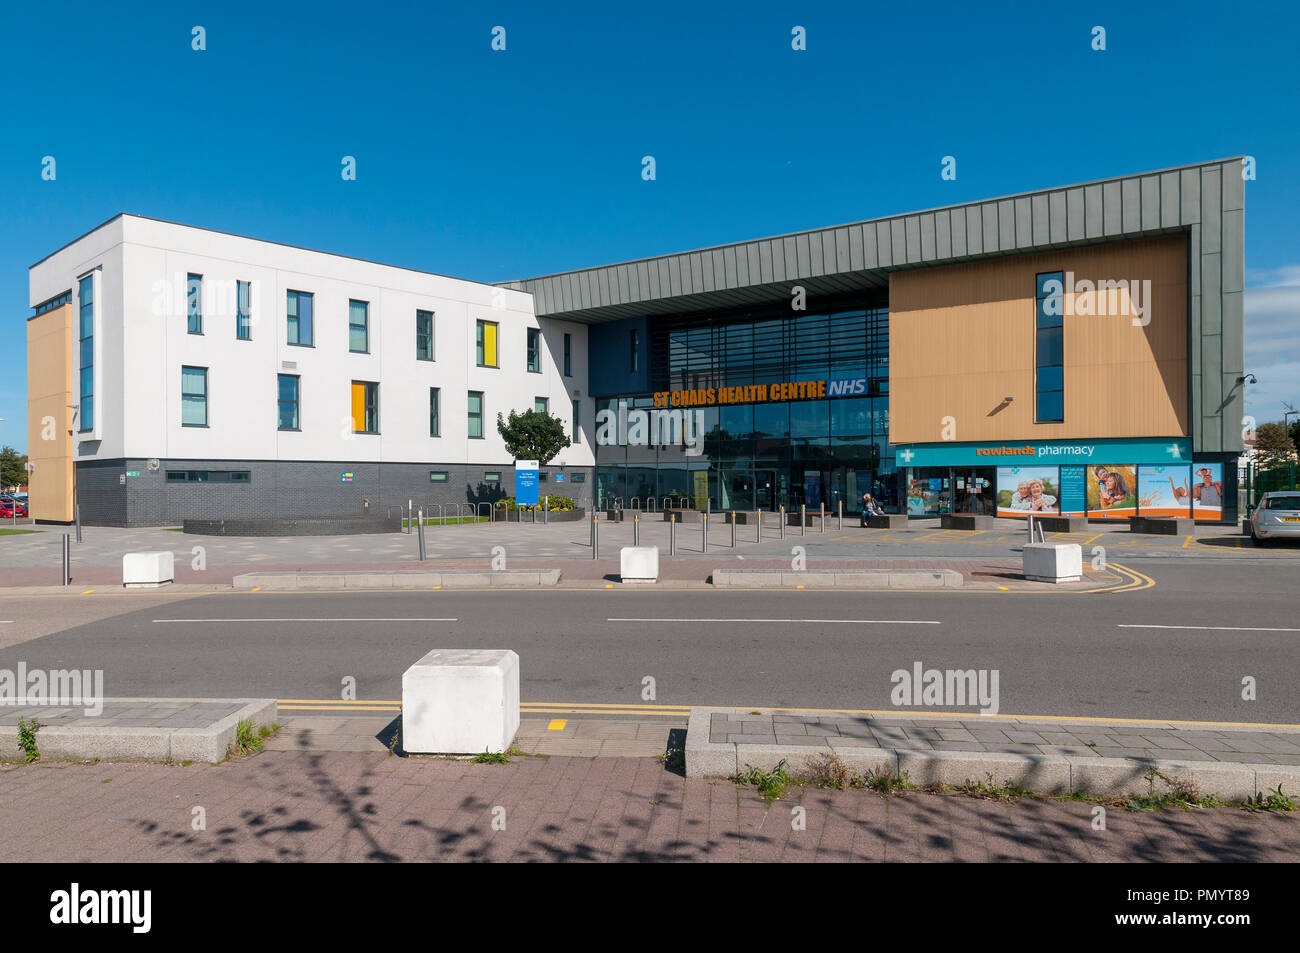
[515,460,540,507]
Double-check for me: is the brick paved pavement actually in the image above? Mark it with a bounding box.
[1,747,1296,862]
[707,711,1300,764]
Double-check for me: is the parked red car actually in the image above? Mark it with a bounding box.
[0,496,28,518]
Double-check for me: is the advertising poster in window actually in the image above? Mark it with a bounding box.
[1191,462,1225,519]
[1058,465,1087,517]
[1137,464,1192,517]
[906,476,949,515]
[996,466,1060,517]
[1087,464,1137,518]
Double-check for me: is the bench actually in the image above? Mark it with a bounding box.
[1129,516,1194,536]
[1029,516,1088,533]
[940,514,995,531]
[865,514,909,529]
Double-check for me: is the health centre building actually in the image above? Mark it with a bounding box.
[27,157,1245,526]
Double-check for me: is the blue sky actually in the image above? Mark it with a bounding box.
[2,0,1297,451]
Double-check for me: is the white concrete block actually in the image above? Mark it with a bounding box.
[401,649,520,754]
[620,545,659,583]
[122,551,174,587]
[1022,543,1082,583]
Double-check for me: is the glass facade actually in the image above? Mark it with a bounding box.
[594,299,901,512]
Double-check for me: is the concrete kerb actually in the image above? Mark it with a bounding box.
[0,698,278,764]
[684,708,1300,800]
[232,570,562,590]
[711,569,963,588]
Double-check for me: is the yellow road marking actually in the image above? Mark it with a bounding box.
[1083,533,1104,544]
[274,698,1300,730]
[81,589,94,595]
[250,586,262,592]
[1182,535,1194,548]
[547,719,567,730]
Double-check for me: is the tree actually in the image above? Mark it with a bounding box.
[1288,417,1300,452]
[1254,422,1297,468]
[496,409,571,465]
[0,446,25,491]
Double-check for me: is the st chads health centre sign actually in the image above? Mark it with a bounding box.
[514,460,540,508]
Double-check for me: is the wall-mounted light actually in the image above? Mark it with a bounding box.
[1238,374,1257,384]
[1002,396,1015,403]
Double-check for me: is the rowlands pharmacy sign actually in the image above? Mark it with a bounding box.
[896,437,1192,468]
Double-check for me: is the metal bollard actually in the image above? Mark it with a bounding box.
[633,514,639,546]
[417,509,426,560]
[670,514,676,555]
[62,533,71,585]
[819,503,825,532]
[731,515,736,548]
[838,500,843,530]
[756,508,762,542]
[545,495,549,525]
[801,505,807,536]
[75,505,82,543]
[702,512,708,552]
[407,498,413,534]
[780,507,786,539]
[592,516,599,559]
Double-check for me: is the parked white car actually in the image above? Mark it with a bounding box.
[1247,492,1300,545]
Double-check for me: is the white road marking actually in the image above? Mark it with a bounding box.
[153,617,458,623]
[1118,624,1300,632]
[607,618,940,624]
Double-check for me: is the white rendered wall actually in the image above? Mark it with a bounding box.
[31,215,594,469]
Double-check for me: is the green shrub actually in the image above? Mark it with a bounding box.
[495,495,576,511]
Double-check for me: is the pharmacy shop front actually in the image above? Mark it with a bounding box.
[894,438,1236,524]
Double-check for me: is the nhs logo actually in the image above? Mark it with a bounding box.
[827,377,868,397]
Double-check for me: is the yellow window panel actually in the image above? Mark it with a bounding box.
[484,322,498,366]
[350,381,365,432]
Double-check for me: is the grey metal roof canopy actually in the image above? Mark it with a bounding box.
[504,157,1246,454]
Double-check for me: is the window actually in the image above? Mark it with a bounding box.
[187,274,203,333]
[429,387,441,437]
[527,327,541,373]
[572,399,580,441]
[78,274,94,431]
[236,281,251,340]
[416,310,434,360]
[166,470,250,483]
[277,374,300,430]
[1035,272,1065,422]
[467,390,484,438]
[181,366,208,426]
[534,397,548,414]
[349,299,369,353]
[35,290,71,316]
[287,290,313,346]
[571,472,586,483]
[476,320,498,367]
[630,328,639,373]
[429,471,448,483]
[563,333,572,377]
[350,380,378,434]
[484,471,501,483]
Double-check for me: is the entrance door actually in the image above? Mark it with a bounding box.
[954,468,995,515]
[755,470,778,510]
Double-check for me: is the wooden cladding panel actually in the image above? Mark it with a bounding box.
[889,236,1188,444]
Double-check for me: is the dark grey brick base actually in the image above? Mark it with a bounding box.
[73,458,595,528]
